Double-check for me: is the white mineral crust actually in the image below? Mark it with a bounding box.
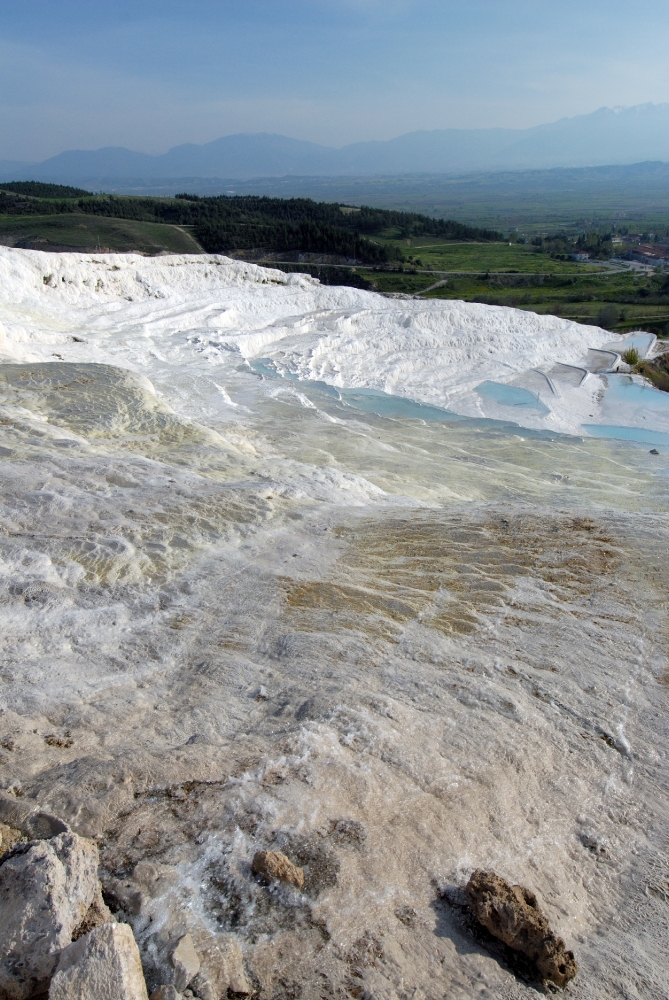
[0,248,667,999]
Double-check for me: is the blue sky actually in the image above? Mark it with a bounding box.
[2,0,669,160]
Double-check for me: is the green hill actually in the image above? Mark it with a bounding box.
[0,184,503,262]
[0,181,93,199]
[0,213,203,255]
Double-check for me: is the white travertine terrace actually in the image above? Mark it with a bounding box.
[0,248,667,999]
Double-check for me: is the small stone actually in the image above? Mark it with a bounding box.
[0,831,102,999]
[49,922,149,1000]
[170,934,201,992]
[150,988,181,1000]
[0,822,22,854]
[251,849,304,889]
[104,875,144,915]
[650,448,659,454]
[466,869,577,988]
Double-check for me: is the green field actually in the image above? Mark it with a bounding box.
[0,214,203,255]
[371,236,606,274]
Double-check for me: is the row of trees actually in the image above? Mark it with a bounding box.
[0,181,92,199]
[0,184,502,262]
[529,232,614,260]
[195,220,393,263]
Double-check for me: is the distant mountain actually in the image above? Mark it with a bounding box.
[3,104,669,183]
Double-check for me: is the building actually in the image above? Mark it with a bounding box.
[571,252,590,261]
[628,244,669,267]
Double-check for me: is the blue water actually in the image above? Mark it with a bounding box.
[475,380,551,414]
[250,356,669,448]
[582,376,669,446]
[605,332,656,358]
[603,374,669,412]
[583,425,669,447]
[336,388,461,423]
[250,358,460,423]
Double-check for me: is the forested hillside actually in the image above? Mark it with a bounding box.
[0,183,502,264]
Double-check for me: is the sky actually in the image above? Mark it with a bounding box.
[2,0,669,161]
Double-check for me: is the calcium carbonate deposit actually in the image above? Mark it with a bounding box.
[1,247,668,998]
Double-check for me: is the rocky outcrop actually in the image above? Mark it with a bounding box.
[49,923,149,1000]
[0,831,103,999]
[637,352,669,393]
[251,849,304,889]
[465,869,577,988]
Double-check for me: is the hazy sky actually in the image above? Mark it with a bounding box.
[2,0,669,161]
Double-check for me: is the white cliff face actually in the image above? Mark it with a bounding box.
[0,248,667,999]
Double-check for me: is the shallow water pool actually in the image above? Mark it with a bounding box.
[581,423,669,447]
[474,379,551,413]
[250,357,461,422]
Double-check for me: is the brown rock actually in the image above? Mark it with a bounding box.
[251,849,304,889]
[465,869,577,988]
[0,822,22,855]
[73,888,113,940]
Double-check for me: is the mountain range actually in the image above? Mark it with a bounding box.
[2,104,669,184]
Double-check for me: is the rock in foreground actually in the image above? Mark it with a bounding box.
[465,869,578,988]
[0,831,102,999]
[169,934,200,992]
[251,849,304,889]
[49,922,149,1000]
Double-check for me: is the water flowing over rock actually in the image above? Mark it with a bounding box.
[0,248,668,999]
[465,869,578,987]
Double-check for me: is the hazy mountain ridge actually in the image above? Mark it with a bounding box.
[2,104,669,183]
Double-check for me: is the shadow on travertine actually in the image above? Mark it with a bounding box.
[431,887,552,995]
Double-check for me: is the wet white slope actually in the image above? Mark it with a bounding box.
[0,248,668,1000]
[0,247,617,436]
